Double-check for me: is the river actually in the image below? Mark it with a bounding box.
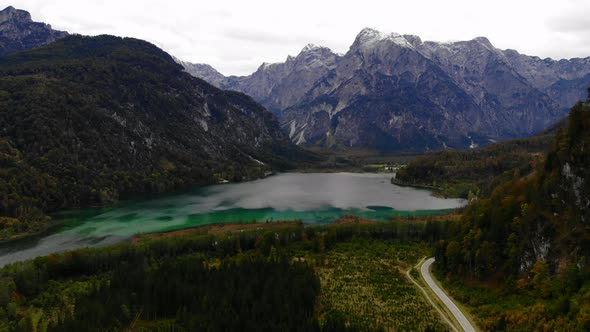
[0,173,466,267]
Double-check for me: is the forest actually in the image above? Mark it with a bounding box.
[3,101,589,331]
[0,219,456,331]
[431,98,590,330]
[394,133,554,198]
[0,35,312,241]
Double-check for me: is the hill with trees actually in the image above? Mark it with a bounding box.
[394,133,555,198]
[434,97,590,330]
[0,34,310,240]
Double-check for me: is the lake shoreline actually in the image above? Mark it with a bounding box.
[0,173,466,267]
[134,215,385,242]
[0,171,397,245]
[0,219,70,247]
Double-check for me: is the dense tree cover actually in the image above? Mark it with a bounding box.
[0,35,312,240]
[56,255,319,332]
[433,99,590,330]
[315,239,447,331]
[394,134,554,198]
[0,139,55,237]
[0,220,453,331]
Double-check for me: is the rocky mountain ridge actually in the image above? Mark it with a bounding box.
[184,28,590,151]
[0,6,68,56]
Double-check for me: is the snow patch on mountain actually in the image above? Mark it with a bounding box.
[355,27,415,50]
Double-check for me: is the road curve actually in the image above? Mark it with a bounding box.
[421,258,476,332]
[405,259,458,332]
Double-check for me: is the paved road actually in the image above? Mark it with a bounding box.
[421,258,476,332]
[405,259,458,332]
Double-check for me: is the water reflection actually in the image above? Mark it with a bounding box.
[0,173,466,267]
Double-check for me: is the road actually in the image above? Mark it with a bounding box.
[420,258,476,332]
[405,259,458,332]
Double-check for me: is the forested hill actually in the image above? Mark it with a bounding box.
[0,34,307,240]
[435,98,590,330]
[394,133,555,198]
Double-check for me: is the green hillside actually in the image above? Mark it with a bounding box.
[0,35,307,240]
[434,99,590,330]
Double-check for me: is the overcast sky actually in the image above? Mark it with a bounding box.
[7,0,590,76]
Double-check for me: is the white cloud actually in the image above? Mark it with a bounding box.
[7,0,590,75]
[547,0,590,33]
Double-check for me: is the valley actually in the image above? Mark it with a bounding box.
[1,3,590,331]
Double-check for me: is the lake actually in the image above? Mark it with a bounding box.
[0,172,466,267]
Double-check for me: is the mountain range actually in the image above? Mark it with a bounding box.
[184,28,590,151]
[3,4,587,152]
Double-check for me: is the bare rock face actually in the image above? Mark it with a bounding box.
[0,6,68,56]
[221,44,340,115]
[280,28,485,150]
[410,37,563,138]
[181,29,590,152]
[503,49,590,109]
[174,59,226,88]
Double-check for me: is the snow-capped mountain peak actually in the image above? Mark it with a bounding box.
[298,43,335,57]
[471,36,494,50]
[383,32,414,48]
[353,27,414,50]
[301,43,322,53]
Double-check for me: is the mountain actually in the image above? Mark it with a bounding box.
[280,29,489,150]
[409,36,563,136]
[0,34,305,240]
[174,58,226,87]
[503,49,590,108]
[224,44,340,115]
[0,6,68,56]
[180,44,341,115]
[183,28,590,151]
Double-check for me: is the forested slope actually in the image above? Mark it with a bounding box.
[434,98,590,330]
[395,133,555,198]
[0,35,308,240]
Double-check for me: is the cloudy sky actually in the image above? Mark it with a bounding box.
[8,0,590,76]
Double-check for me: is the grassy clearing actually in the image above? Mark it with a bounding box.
[307,239,450,331]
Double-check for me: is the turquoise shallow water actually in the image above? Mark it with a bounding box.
[0,173,466,266]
